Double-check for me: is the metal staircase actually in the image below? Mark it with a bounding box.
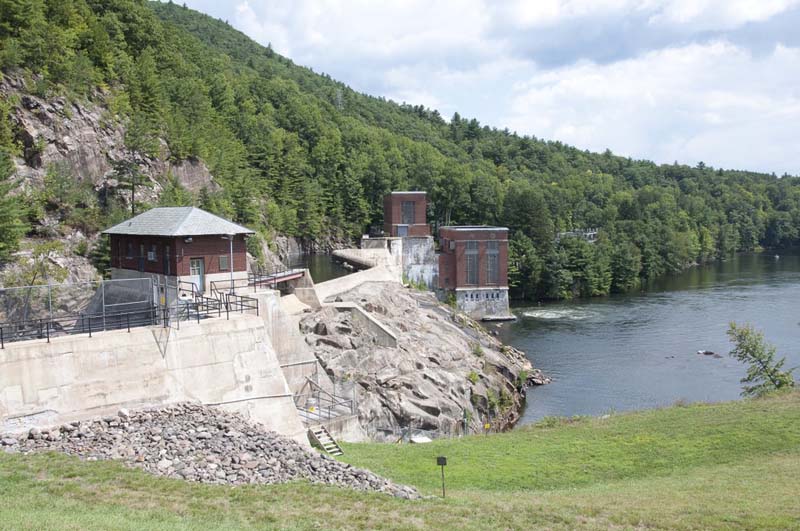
[308,425,343,456]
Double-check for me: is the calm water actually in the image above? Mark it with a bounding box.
[498,253,800,424]
[287,254,352,284]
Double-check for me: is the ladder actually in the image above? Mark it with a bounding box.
[309,425,343,456]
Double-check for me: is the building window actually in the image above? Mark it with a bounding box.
[401,201,415,225]
[148,244,157,262]
[466,240,478,285]
[219,254,230,271]
[190,259,203,276]
[126,242,133,259]
[486,240,499,284]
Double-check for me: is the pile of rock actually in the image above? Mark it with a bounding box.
[0,403,418,499]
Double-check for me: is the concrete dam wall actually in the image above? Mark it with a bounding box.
[0,312,307,445]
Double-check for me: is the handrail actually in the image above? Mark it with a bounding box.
[0,280,257,350]
[0,305,158,348]
[177,280,199,299]
[304,376,338,403]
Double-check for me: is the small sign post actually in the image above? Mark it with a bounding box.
[437,456,447,498]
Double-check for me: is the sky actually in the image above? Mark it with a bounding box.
[176,0,800,175]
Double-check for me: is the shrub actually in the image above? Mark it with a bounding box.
[467,371,479,384]
[486,389,499,412]
[471,343,484,357]
[74,239,89,257]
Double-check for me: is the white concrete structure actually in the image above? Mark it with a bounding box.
[0,312,307,445]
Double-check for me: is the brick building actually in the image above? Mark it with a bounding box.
[383,191,430,237]
[438,226,511,319]
[103,207,254,296]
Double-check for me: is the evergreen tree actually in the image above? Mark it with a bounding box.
[0,151,27,262]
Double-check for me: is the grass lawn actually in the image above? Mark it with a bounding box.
[1,392,799,530]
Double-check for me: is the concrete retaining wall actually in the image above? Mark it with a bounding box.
[333,248,401,270]
[318,414,367,443]
[455,288,512,320]
[0,314,307,444]
[332,302,398,348]
[314,266,401,302]
[401,236,437,289]
[252,290,334,397]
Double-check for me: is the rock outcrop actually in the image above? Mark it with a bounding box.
[299,282,544,439]
[0,73,219,202]
[1,403,418,499]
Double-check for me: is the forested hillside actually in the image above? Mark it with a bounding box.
[1,0,799,299]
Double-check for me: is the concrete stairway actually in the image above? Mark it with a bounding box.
[309,425,343,456]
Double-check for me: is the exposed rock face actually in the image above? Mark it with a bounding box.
[0,74,219,201]
[1,403,418,499]
[0,238,101,321]
[299,282,544,439]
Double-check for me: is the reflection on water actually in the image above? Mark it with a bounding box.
[286,254,351,284]
[499,252,800,424]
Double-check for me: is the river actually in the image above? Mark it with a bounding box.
[287,254,352,283]
[498,252,800,424]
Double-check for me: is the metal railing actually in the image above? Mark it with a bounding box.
[249,265,304,290]
[207,267,305,298]
[371,423,466,443]
[0,287,259,348]
[294,377,355,422]
[0,305,158,348]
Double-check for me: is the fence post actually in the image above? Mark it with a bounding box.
[45,320,50,343]
[88,315,92,338]
[101,281,106,332]
[256,299,259,317]
[48,282,53,323]
[38,318,42,340]
[1,326,4,349]
[127,312,130,333]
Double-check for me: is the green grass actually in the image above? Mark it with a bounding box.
[341,392,800,492]
[1,393,799,530]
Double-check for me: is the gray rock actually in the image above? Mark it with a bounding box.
[299,282,542,438]
[0,403,417,499]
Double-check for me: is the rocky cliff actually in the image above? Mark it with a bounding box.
[2,74,219,202]
[299,281,546,439]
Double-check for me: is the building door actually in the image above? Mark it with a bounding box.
[189,258,205,294]
[163,245,171,275]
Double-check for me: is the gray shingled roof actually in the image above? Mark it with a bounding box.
[102,207,255,237]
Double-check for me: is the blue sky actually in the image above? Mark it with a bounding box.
[176,1,800,175]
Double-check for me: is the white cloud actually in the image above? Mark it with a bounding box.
[492,0,800,30]
[648,0,800,29]
[503,42,800,174]
[180,0,800,174]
